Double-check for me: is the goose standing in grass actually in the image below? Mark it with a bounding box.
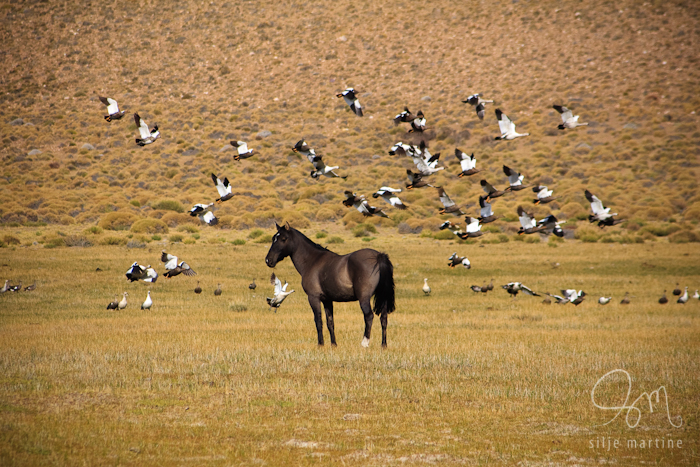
[502,282,539,298]
[448,252,471,269]
[455,149,481,177]
[308,154,346,179]
[408,110,426,133]
[422,278,431,296]
[517,206,547,235]
[118,292,128,310]
[9,281,22,292]
[106,294,119,310]
[249,279,256,291]
[211,173,234,203]
[406,169,433,190]
[393,107,414,126]
[470,285,483,293]
[189,203,218,226]
[194,282,202,294]
[24,282,36,292]
[533,185,557,204]
[214,284,222,296]
[485,279,494,292]
[477,196,499,224]
[693,290,700,300]
[336,88,363,116]
[462,94,493,120]
[232,140,255,160]
[553,105,588,130]
[537,214,566,237]
[503,165,529,191]
[373,187,407,210]
[292,139,315,158]
[98,96,126,122]
[134,113,160,146]
[436,187,465,216]
[266,272,294,311]
[161,251,197,278]
[658,291,668,304]
[494,109,529,140]
[1,280,9,293]
[677,287,689,304]
[672,283,682,296]
[481,180,509,202]
[141,291,152,310]
[620,292,631,305]
[458,216,484,239]
[585,189,622,228]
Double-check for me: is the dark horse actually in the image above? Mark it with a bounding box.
[265,223,396,347]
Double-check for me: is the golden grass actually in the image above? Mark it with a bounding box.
[0,236,698,465]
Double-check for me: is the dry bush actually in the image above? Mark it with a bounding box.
[160,212,197,227]
[130,218,169,234]
[2,235,20,245]
[574,226,601,243]
[668,230,700,243]
[63,234,92,247]
[151,199,185,213]
[99,236,127,246]
[97,212,137,231]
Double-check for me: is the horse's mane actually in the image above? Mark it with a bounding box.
[291,227,330,252]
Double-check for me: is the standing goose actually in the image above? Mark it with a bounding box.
[517,206,547,235]
[24,282,36,292]
[232,140,255,160]
[98,96,126,122]
[677,287,689,304]
[598,296,612,305]
[477,196,499,224]
[447,252,471,269]
[455,149,481,177]
[211,173,234,203]
[141,291,152,310]
[672,283,682,296]
[481,180,509,202]
[1,280,9,293]
[457,216,484,239]
[249,279,257,291]
[118,292,128,310]
[503,165,529,191]
[462,94,493,120]
[408,110,426,133]
[532,185,557,204]
[373,187,407,210]
[553,105,588,130]
[134,113,160,146]
[436,187,465,216]
[422,278,431,296]
[106,294,119,310]
[9,281,22,292]
[194,282,202,294]
[406,169,433,190]
[693,290,700,300]
[620,292,631,305]
[336,88,363,116]
[393,107,414,126]
[214,284,222,296]
[494,109,529,140]
[266,272,295,311]
[658,290,668,304]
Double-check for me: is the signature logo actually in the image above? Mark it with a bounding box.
[591,369,682,428]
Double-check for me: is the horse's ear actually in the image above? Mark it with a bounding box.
[275,222,282,231]
[284,222,291,231]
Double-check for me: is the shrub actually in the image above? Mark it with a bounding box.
[98,212,137,231]
[315,231,328,239]
[127,240,147,248]
[130,200,141,207]
[151,199,185,213]
[352,223,377,237]
[668,230,700,243]
[327,236,344,244]
[160,212,196,227]
[169,234,184,243]
[575,226,601,243]
[83,226,103,235]
[178,225,199,234]
[641,223,681,237]
[64,235,92,247]
[43,237,65,248]
[229,303,248,312]
[2,235,20,245]
[131,218,169,234]
[432,229,456,240]
[254,234,273,243]
[184,238,196,244]
[523,235,541,243]
[248,229,264,239]
[152,235,162,241]
[99,236,127,246]
[231,239,246,245]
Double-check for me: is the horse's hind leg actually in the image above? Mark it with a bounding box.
[380,310,388,348]
[308,296,325,346]
[323,300,337,347]
[360,298,373,348]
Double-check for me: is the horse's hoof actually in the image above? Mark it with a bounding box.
[361,337,370,348]
[331,343,337,348]
[381,343,387,349]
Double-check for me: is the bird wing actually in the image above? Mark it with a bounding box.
[520,285,539,296]
[311,155,327,170]
[585,190,606,215]
[378,186,401,193]
[495,109,511,135]
[517,206,536,229]
[134,113,150,139]
[465,216,481,233]
[271,273,282,295]
[479,196,493,217]
[355,199,372,216]
[211,173,231,197]
[475,103,485,120]
[179,261,197,276]
[503,165,523,186]
[481,180,496,195]
[237,141,249,154]
[202,211,218,225]
[161,252,178,270]
[553,105,573,123]
[103,97,119,114]
[350,98,362,116]
[436,187,455,208]
[144,267,158,282]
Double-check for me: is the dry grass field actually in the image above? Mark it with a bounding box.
[1,0,700,464]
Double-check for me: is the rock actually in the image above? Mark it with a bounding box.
[576,143,592,150]
[219,144,234,152]
[23,122,35,127]
[337,35,347,42]
[10,118,24,126]
[27,149,42,156]
[81,143,95,150]
[421,96,432,101]
[623,123,639,130]
[256,130,272,139]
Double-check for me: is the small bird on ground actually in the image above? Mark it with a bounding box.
[141,291,152,310]
[494,109,529,140]
[214,284,222,296]
[677,287,689,304]
[448,252,470,269]
[267,273,294,311]
[249,279,257,290]
[134,113,159,146]
[422,278,431,296]
[336,88,363,116]
[24,282,36,292]
[98,96,126,122]
[620,292,631,305]
[118,292,128,310]
[455,149,481,177]
[553,105,588,130]
[659,291,668,304]
[232,140,255,160]
[106,294,119,310]
[194,281,202,294]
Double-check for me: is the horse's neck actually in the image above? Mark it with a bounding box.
[288,235,331,277]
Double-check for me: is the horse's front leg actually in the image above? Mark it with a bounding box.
[360,298,373,348]
[308,296,324,346]
[322,300,337,347]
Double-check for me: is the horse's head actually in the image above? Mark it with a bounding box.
[265,222,293,268]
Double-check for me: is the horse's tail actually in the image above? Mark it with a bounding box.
[373,252,396,315]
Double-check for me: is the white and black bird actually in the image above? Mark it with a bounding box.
[308,154,346,179]
[388,141,419,158]
[436,187,464,216]
[537,214,566,237]
[8,281,22,292]
[448,252,471,269]
[141,291,153,310]
[106,294,119,310]
[477,196,499,224]
[211,173,234,203]
[161,251,197,278]
[533,185,557,205]
[406,169,433,190]
[547,292,570,305]
[693,290,700,300]
[462,94,493,120]
[336,88,363,116]
[503,165,529,191]
[352,195,389,218]
[134,113,160,146]
[292,139,315,158]
[411,149,444,176]
[585,189,623,228]
[125,262,158,282]
[481,180,509,202]
[408,110,426,133]
[189,203,218,226]
[98,96,126,122]
[494,109,529,140]
[439,221,464,238]
[373,187,407,210]
[598,296,612,305]
[553,105,588,130]
[267,272,295,311]
[502,282,539,298]
[458,216,484,239]
[517,206,547,235]
[677,287,689,304]
[232,140,255,160]
[393,107,415,126]
[455,149,480,177]
[562,289,586,306]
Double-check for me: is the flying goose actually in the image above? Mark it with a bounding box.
[411,148,444,176]
[439,220,465,238]
[309,154,346,179]
[436,187,465,216]
[532,185,557,204]
[267,272,295,311]
[620,292,631,305]
[517,206,547,235]
[553,105,588,130]
[503,165,529,191]
[659,290,668,304]
[292,139,315,158]
[457,216,484,239]
[106,294,119,310]
[161,251,197,278]
[373,187,407,210]
[211,173,234,203]
[546,292,570,305]
[462,94,494,120]
[343,191,361,208]
[393,107,415,126]
[134,113,160,146]
[336,88,363,116]
[422,278,431,296]
[189,203,218,226]
[408,110,426,133]
[98,96,126,122]
[598,296,612,305]
[1,280,9,293]
[126,262,147,282]
[537,214,565,237]
[672,283,682,296]
[481,179,509,202]
[388,141,419,158]
[141,291,152,310]
[448,252,471,269]
[562,289,586,306]
[352,195,389,218]
[494,109,529,140]
[406,169,433,190]
[232,140,255,160]
[118,292,128,310]
[214,284,222,296]
[585,189,622,227]
[194,281,202,294]
[477,196,499,224]
[502,282,539,298]
[677,287,689,304]
[455,149,481,177]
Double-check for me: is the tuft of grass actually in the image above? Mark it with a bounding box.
[231,239,246,245]
[130,219,169,234]
[151,200,185,213]
[169,234,184,243]
[97,212,137,231]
